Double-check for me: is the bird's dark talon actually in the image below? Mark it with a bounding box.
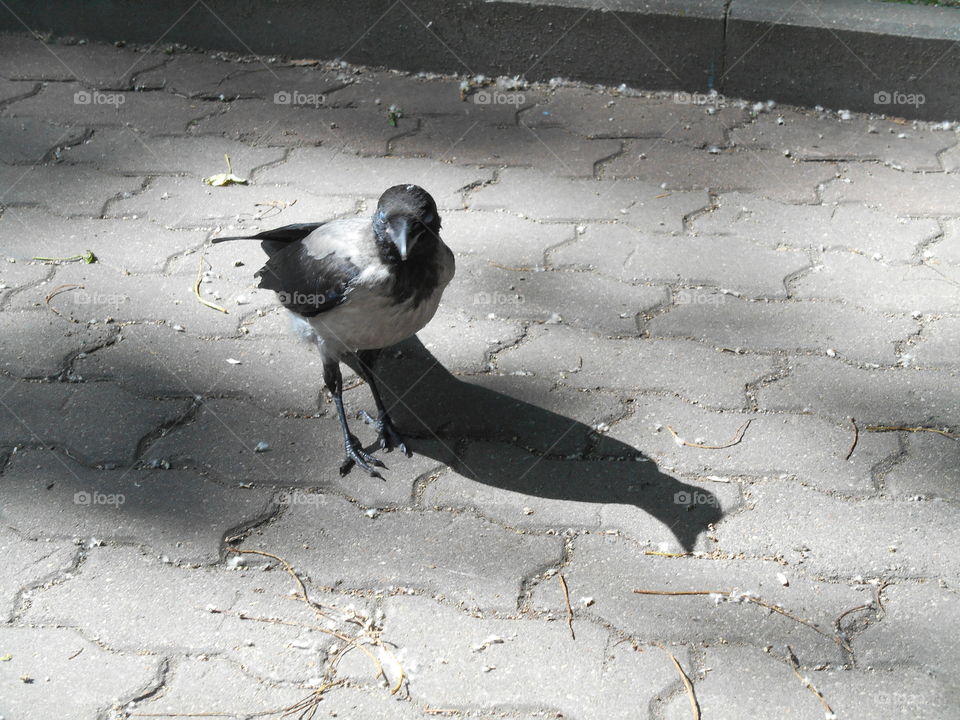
[359,410,411,457]
[341,434,387,477]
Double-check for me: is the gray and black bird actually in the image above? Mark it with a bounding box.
[213,184,455,477]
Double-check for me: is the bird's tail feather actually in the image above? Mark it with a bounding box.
[211,222,326,245]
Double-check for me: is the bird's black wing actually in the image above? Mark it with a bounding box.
[211,222,327,257]
[255,242,361,317]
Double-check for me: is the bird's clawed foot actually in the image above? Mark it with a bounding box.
[359,410,412,457]
[340,433,387,479]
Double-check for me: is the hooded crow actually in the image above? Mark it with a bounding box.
[212,184,455,478]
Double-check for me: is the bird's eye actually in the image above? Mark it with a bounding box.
[422,212,434,225]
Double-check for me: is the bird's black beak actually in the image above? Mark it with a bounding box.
[390,216,413,261]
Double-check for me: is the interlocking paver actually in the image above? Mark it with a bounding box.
[0,163,144,216]
[249,497,562,610]
[794,253,960,313]
[0,626,161,720]
[931,218,960,264]
[731,112,957,171]
[552,222,810,296]
[0,208,208,273]
[522,87,749,146]
[444,255,669,335]
[661,645,959,720]
[600,142,837,203]
[441,209,575,267]
[822,163,960,214]
[0,116,88,163]
[0,449,275,563]
[0,310,116,378]
[0,525,77,622]
[646,291,916,364]
[470,167,709,227]
[533,534,866,662]
[0,78,38,105]
[496,324,770,408]
[4,82,223,135]
[0,377,188,465]
[342,594,676,720]
[690,191,941,262]
[601,394,897,495]
[914,316,960,368]
[713,482,960,581]
[758,357,959,426]
[393,119,621,176]
[882,432,960,501]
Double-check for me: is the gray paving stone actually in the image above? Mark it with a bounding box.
[324,70,538,123]
[441,209,575,268]
[914,317,960,369]
[822,164,960,215]
[0,116,88,163]
[930,219,960,264]
[350,594,675,719]
[22,545,368,682]
[758,357,959,427]
[0,310,116,378]
[74,323,326,414]
[731,112,956,171]
[444,255,668,335]
[0,163,143,216]
[0,78,39,106]
[0,626,161,720]
[0,525,77,622]
[855,583,960,675]
[496,325,770,408]
[552,223,810,296]
[418,306,524,374]
[713,483,960,581]
[132,53,238,95]
[600,143,837,204]
[883,432,960,501]
[522,87,748,146]
[393,119,621,177]
[0,208,208,273]
[0,377,188,464]
[0,449,274,563]
[661,645,959,720]
[470,167,709,228]
[690,191,940,262]
[794,253,960,313]
[255,147,492,210]
[645,292,916,364]
[533,534,867,663]
[425,443,738,552]
[0,256,51,306]
[107,173,354,231]
[8,260,274,336]
[4,82,223,135]
[142,398,454,508]
[195,98,417,155]
[130,656,306,720]
[0,35,165,88]
[248,496,562,610]
[602,395,896,495]
[63,129,286,177]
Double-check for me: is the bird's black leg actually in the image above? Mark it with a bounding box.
[355,349,412,457]
[323,359,386,478]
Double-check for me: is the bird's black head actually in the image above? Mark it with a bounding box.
[372,184,441,262]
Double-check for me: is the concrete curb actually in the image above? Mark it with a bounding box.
[1,0,956,120]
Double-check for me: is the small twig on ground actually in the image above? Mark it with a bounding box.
[786,645,836,719]
[658,646,700,720]
[844,417,859,461]
[644,551,689,558]
[488,261,532,272]
[558,573,575,640]
[667,420,752,450]
[44,284,84,323]
[865,425,958,439]
[32,250,96,264]
[193,254,229,314]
